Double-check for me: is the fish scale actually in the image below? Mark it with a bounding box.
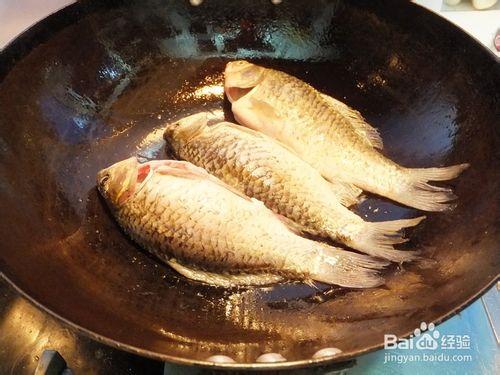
[118,174,302,274]
[163,113,426,262]
[225,61,468,214]
[98,157,388,287]
[170,121,350,233]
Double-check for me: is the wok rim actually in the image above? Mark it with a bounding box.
[0,0,498,370]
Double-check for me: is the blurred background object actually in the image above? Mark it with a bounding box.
[443,0,499,10]
[415,0,500,56]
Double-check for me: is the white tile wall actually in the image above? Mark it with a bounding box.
[414,0,499,56]
[0,0,74,48]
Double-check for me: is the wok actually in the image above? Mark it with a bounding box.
[0,0,498,370]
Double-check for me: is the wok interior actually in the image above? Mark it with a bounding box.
[0,0,498,366]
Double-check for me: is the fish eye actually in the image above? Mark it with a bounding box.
[100,175,110,186]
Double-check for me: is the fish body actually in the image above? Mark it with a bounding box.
[97,157,386,288]
[164,113,424,261]
[224,61,468,212]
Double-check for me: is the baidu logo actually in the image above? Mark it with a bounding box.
[383,321,472,364]
[414,322,440,350]
[384,322,439,350]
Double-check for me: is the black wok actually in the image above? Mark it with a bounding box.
[0,0,498,370]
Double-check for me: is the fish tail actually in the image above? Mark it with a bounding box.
[310,245,388,288]
[392,163,469,211]
[344,216,425,262]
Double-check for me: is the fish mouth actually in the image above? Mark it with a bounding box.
[96,157,138,188]
[96,157,141,206]
[224,61,265,103]
[225,86,254,103]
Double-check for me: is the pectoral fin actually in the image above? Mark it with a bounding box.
[327,180,363,207]
[167,259,283,287]
[231,94,284,135]
[321,93,383,149]
[156,161,252,201]
[248,97,283,125]
[273,212,308,235]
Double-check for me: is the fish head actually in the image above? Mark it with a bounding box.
[224,61,285,139]
[163,112,210,156]
[97,157,143,208]
[225,61,285,140]
[224,60,266,103]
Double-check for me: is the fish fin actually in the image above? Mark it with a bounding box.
[245,97,310,156]
[410,164,470,181]
[220,121,268,138]
[344,216,426,262]
[327,180,363,207]
[222,121,309,162]
[393,163,469,211]
[232,95,283,133]
[247,198,306,235]
[248,97,283,125]
[154,160,210,179]
[220,120,362,209]
[274,212,307,235]
[219,120,290,149]
[167,259,283,287]
[232,96,307,156]
[311,246,388,288]
[321,93,383,150]
[156,161,253,202]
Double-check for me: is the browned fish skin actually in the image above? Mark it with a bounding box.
[119,173,295,275]
[166,119,349,235]
[164,114,424,262]
[97,158,386,288]
[225,61,468,212]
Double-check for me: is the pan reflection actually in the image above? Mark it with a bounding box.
[193,84,224,99]
[155,0,341,60]
[173,73,225,104]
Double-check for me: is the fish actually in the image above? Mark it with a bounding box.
[97,157,387,288]
[224,60,469,212]
[164,112,424,262]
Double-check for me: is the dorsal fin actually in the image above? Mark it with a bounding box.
[321,94,383,149]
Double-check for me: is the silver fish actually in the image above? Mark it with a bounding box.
[97,157,387,288]
[224,61,469,212]
[164,112,424,262]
